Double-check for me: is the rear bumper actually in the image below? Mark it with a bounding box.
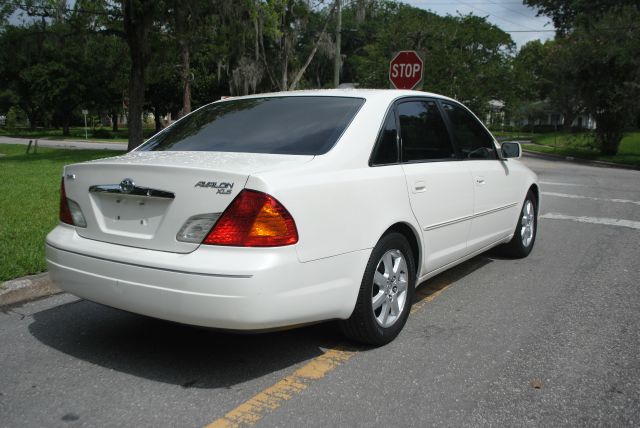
[46,224,368,330]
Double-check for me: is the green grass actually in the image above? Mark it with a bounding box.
[0,126,156,143]
[523,132,640,167]
[492,130,640,168]
[0,144,125,282]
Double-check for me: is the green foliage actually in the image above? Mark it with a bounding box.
[6,107,19,128]
[523,0,640,33]
[343,2,514,115]
[0,0,635,159]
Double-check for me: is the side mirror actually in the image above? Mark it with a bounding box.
[501,141,521,159]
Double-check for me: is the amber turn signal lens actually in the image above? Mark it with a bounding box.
[203,189,298,247]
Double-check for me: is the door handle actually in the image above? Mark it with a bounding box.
[475,177,486,185]
[413,181,427,193]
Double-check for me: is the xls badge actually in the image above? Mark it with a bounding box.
[194,181,234,195]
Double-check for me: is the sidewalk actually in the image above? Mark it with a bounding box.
[0,136,127,151]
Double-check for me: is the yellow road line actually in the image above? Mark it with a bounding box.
[206,347,357,428]
[206,280,452,428]
[411,278,452,314]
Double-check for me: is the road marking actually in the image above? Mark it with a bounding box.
[539,181,584,187]
[206,347,357,428]
[411,278,452,314]
[541,213,640,230]
[542,191,640,206]
[205,280,452,428]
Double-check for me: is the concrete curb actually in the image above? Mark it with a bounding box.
[0,272,61,308]
[522,149,640,171]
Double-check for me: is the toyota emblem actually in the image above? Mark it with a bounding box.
[119,178,135,194]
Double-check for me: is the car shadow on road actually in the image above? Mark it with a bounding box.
[28,300,340,390]
[27,253,495,390]
[413,253,494,303]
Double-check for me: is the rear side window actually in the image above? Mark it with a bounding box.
[138,96,365,155]
[370,110,399,165]
[398,100,454,162]
[441,102,497,160]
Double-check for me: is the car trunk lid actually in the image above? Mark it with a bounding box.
[63,151,312,253]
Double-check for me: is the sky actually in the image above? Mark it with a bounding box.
[405,0,556,49]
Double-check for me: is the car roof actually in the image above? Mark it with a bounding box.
[216,89,458,105]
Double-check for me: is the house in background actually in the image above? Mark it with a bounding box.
[486,99,596,131]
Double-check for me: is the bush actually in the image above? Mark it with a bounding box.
[92,129,113,139]
[6,106,19,128]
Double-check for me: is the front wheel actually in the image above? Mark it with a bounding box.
[498,190,538,258]
[340,232,416,346]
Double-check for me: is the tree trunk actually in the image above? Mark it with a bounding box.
[254,3,260,62]
[289,3,338,91]
[281,37,288,90]
[562,111,575,132]
[180,41,192,117]
[595,112,624,156]
[123,0,155,152]
[154,105,163,133]
[111,112,118,132]
[127,58,145,151]
[333,0,342,88]
[25,107,37,130]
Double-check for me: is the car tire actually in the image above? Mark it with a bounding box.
[340,232,416,346]
[497,190,537,258]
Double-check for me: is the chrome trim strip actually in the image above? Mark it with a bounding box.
[423,202,519,231]
[89,184,175,199]
[424,214,473,231]
[474,202,519,218]
[46,243,253,278]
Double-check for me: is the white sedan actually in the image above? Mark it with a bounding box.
[46,89,538,345]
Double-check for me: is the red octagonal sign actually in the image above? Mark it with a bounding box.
[389,50,423,90]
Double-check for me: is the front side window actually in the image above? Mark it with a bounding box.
[370,109,399,165]
[442,102,497,160]
[138,96,365,156]
[398,100,454,162]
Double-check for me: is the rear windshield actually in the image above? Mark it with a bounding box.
[138,96,365,155]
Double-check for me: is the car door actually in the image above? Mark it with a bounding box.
[398,98,474,274]
[440,101,521,253]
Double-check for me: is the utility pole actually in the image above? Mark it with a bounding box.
[333,0,341,88]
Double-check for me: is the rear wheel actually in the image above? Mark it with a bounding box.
[498,190,537,258]
[340,232,416,346]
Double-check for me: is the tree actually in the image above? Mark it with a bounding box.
[523,0,639,34]
[525,0,640,154]
[345,2,514,115]
[513,40,583,131]
[122,0,160,151]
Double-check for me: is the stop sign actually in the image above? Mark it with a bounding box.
[389,51,423,90]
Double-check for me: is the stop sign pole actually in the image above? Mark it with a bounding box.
[389,50,424,90]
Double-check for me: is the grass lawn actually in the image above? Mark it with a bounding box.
[0,144,125,282]
[493,131,640,168]
[0,126,157,143]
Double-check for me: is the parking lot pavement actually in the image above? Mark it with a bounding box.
[0,156,638,427]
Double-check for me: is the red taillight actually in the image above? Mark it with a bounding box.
[203,189,298,247]
[59,177,74,225]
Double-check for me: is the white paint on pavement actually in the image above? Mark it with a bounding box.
[542,191,640,206]
[540,181,585,187]
[541,213,640,230]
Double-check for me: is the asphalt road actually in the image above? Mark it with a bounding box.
[1,157,639,427]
